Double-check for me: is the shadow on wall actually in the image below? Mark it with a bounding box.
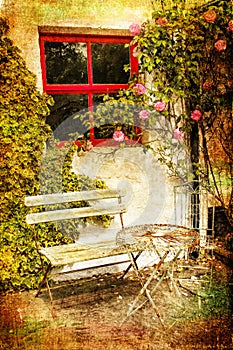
[209,206,232,239]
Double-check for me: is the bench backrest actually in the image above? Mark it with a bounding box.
[25,189,126,225]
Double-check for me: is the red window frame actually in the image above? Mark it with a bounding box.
[39,33,138,146]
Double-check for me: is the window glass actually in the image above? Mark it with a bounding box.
[45,42,88,84]
[93,94,118,139]
[40,34,138,143]
[47,94,88,140]
[92,43,129,84]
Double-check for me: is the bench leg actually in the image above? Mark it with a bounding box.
[35,263,53,301]
[35,264,57,317]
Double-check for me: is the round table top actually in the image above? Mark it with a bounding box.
[116,224,199,250]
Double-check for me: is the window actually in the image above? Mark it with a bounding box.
[39,31,138,144]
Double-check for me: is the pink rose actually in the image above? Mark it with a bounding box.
[173,128,184,140]
[191,110,202,121]
[129,23,141,35]
[157,17,168,26]
[113,130,125,142]
[154,101,166,112]
[214,39,227,52]
[203,81,213,91]
[203,10,217,23]
[227,20,233,32]
[139,110,149,120]
[133,83,146,95]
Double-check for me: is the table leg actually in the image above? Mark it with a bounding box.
[120,251,142,279]
[121,249,170,328]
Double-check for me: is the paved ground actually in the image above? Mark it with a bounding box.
[0,256,232,349]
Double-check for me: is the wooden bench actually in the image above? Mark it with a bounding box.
[25,189,137,302]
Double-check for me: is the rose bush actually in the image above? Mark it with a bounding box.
[203,82,213,91]
[227,19,233,31]
[139,110,149,121]
[133,83,146,95]
[191,110,202,121]
[103,1,233,229]
[92,1,233,229]
[173,128,184,140]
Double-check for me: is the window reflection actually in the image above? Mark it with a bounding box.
[93,94,118,139]
[45,42,88,84]
[92,43,129,84]
[47,94,88,140]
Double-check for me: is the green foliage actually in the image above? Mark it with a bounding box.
[0,18,52,217]
[0,18,53,290]
[40,141,114,238]
[195,278,232,318]
[179,272,232,322]
[0,19,112,291]
[0,242,19,284]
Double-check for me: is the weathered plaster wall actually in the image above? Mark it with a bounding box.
[1,0,152,90]
[72,147,185,242]
[49,146,186,280]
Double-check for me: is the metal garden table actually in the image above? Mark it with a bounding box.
[116,224,199,328]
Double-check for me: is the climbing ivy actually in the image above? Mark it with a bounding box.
[0,18,53,290]
[0,19,111,291]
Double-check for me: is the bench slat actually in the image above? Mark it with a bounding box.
[26,204,127,224]
[25,189,125,207]
[39,242,138,266]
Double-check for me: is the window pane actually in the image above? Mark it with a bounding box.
[45,42,88,84]
[92,43,130,84]
[47,94,88,140]
[93,94,117,139]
